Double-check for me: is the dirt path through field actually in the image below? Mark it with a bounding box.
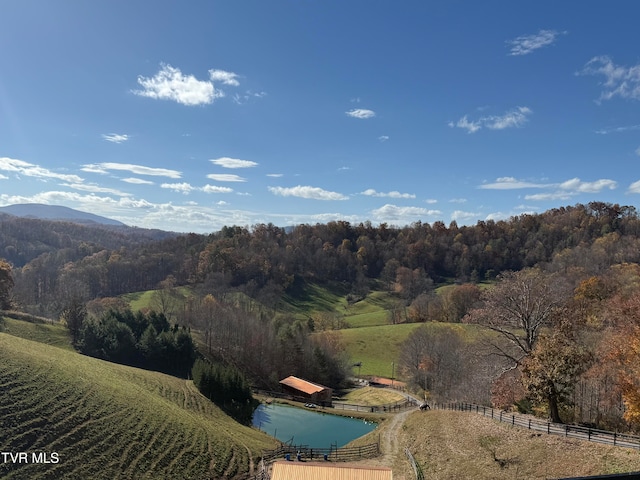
[349,406,417,479]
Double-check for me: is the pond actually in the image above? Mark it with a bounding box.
[252,403,376,448]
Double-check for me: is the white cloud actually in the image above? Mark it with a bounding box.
[62,183,131,196]
[479,177,547,189]
[448,116,481,133]
[83,162,182,178]
[636,147,640,156]
[450,107,532,133]
[133,64,223,106]
[216,200,229,206]
[486,107,532,130]
[122,177,154,185]
[451,210,482,222]
[481,176,617,198]
[346,108,376,119]
[0,173,8,180]
[507,29,565,56]
[208,69,240,86]
[525,192,574,201]
[379,135,389,142]
[161,182,196,195]
[160,183,235,195]
[425,199,438,204]
[206,174,247,182]
[521,177,617,200]
[102,133,129,144]
[268,185,348,200]
[595,124,640,134]
[0,156,84,183]
[628,180,640,194]
[370,204,441,224]
[361,189,416,199]
[579,56,640,102]
[232,90,267,105]
[0,190,263,233]
[558,178,617,193]
[202,185,234,194]
[266,173,283,178]
[210,157,258,169]
[449,198,467,204]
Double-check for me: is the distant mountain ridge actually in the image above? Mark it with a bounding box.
[0,203,126,226]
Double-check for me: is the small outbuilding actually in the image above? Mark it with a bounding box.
[368,376,406,390]
[271,461,392,480]
[279,376,333,406]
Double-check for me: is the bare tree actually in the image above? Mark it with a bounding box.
[399,324,469,400]
[467,268,570,368]
[150,275,183,322]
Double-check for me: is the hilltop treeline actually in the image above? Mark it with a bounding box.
[9,202,640,316]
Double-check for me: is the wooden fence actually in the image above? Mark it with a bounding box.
[262,441,380,464]
[254,388,419,413]
[405,448,424,480]
[333,398,418,413]
[433,402,640,449]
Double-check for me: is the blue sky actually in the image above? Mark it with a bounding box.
[1,1,639,233]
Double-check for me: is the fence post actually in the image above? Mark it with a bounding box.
[512,415,515,426]
[528,419,531,430]
[614,432,617,446]
[547,423,550,434]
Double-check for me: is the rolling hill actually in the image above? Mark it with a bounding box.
[0,203,126,226]
[0,329,276,479]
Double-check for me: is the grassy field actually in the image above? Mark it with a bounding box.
[338,323,425,377]
[122,286,192,312]
[0,333,276,479]
[339,386,407,406]
[398,410,640,479]
[338,322,486,378]
[1,317,74,351]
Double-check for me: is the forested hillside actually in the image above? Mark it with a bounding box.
[4,201,640,430]
[6,202,640,317]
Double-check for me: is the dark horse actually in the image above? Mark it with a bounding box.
[420,403,430,411]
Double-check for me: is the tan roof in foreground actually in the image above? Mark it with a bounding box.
[271,461,392,480]
[279,376,329,395]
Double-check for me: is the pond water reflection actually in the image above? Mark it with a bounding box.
[252,403,376,448]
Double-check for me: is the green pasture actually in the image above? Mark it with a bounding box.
[339,321,485,379]
[281,281,399,328]
[0,333,275,479]
[338,323,424,378]
[122,286,192,312]
[1,316,74,351]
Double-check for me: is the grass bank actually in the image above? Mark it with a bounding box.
[401,410,640,479]
[0,333,276,479]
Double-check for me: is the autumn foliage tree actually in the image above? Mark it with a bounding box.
[601,286,640,428]
[521,320,592,423]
